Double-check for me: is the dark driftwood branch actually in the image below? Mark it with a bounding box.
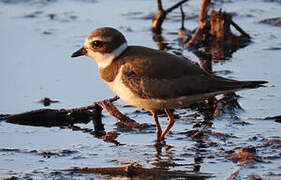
[69,163,213,179]
[186,0,251,49]
[198,0,210,22]
[230,20,250,38]
[180,5,185,30]
[156,0,164,11]
[1,96,139,130]
[52,96,139,128]
[152,0,189,34]
[2,109,93,127]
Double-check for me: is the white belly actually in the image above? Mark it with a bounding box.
[103,66,201,111]
[105,68,160,110]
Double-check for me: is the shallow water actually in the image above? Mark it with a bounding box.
[0,0,281,179]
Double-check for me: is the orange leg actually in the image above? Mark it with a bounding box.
[160,109,175,140]
[151,111,162,142]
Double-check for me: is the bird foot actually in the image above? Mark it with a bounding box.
[155,138,166,146]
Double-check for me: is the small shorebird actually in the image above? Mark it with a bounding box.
[71,27,267,142]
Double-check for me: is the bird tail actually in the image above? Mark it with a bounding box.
[240,80,268,89]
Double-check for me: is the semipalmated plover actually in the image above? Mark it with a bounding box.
[71,27,267,142]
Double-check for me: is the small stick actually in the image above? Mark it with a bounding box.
[153,0,189,34]
[186,0,211,48]
[191,123,208,138]
[230,19,250,38]
[180,5,185,30]
[97,99,139,128]
[61,96,120,113]
[166,0,189,14]
[156,0,164,12]
[65,96,139,128]
[225,165,243,180]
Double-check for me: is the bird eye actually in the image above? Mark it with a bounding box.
[91,40,103,48]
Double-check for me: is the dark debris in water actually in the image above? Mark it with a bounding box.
[121,11,155,20]
[72,0,98,3]
[263,0,281,3]
[0,1,280,179]
[263,46,281,50]
[3,176,18,180]
[67,163,213,179]
[221,146,259,164]
[23,10,43,18]
[0,148,79,158]
[116,121,155,133]
[101,131,120,143]
[38,97,59,106]
[42,30,53,35]
[119,25,134,32]
[5,109,92,127]
[22,11,78,22]
[0,0,56,5]
[265,138,281,145]
[47,12,78,22]
[183,128,233,141]
[265,115,281,123]
[260,17,281,27]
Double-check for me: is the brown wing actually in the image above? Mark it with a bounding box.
[120,46,267,99]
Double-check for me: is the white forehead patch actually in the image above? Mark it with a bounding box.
[86,42,128,68]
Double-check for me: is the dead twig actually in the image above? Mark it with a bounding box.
[264,115,281,123]
[152,0,189,34]
[225,166,242,180]
[191,123,209,138]
[156,0,164,12]
[230,19,250,38]
[166,0,189,14]
[180,5,185,30]
[96,98,139,128]
[186,0,211,48]
[61,96,119,113]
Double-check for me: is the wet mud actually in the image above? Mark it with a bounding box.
[0,0,281,179]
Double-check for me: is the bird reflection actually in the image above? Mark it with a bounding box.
[151,140,210,173]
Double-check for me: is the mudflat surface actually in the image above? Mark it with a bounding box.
[0,0,281,179]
